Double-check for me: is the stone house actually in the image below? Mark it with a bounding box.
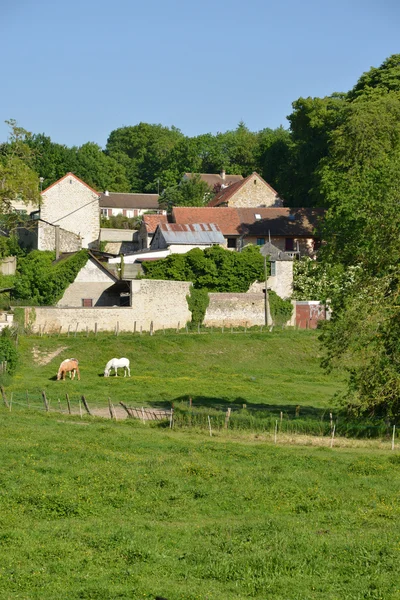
[183,170,243,191]
[208,172,282,208]
[17,219,82,253]
[57,252,130,308]
[150,223,226,253]
[99,191,166,219]
[40,173,100,248]
[172,207,322,256]
[138,214,168,249]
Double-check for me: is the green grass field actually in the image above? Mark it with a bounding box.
[7,330,342,416]
[1,410,400,599]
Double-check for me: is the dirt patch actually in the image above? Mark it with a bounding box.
[32,346,68,366]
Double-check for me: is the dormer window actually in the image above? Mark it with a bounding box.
[255,213,261,220]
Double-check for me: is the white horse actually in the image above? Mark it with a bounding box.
[104,357,130,377]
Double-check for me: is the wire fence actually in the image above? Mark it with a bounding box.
[1,388,398,447]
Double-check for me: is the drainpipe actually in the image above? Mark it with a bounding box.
[55,225,60,260]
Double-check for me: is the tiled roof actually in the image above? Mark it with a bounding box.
[184,173,243,188]
[236,207,324,236]
[99,192,160,210]
[172,207,241,236]
[142,213,168,233]
[157,223,225,245]
[172,206,324,237]
[208,172,279,207]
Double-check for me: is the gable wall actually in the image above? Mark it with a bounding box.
[41,176,100,248]
[227,174,280,208]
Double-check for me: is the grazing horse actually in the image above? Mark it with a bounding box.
[57,358,80,381]
[104,357,130,377]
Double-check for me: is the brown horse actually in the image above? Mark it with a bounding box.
[57,358,80,381]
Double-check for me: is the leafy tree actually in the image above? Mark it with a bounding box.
[13,250,88,305]
[348,54,400,100]
[142,245,264,293]
[160,173,213,209]
[0,120,40,217]
[186,285,210,328]
[0,329,18,374]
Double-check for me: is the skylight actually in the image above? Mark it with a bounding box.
[255,213,261,220]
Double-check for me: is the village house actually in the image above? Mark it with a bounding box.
[172,206,322,256]
[138,214,168,249]
[150,223,226,253]
[56,252,130,308]
[208,171,283,208]
[99,191,166,219]
[39,173,100,249]
[183,170,242,192]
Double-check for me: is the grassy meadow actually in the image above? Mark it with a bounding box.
[1,410,400,599]
[7,329,342,415]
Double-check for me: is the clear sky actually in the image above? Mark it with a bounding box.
[0,0,398,148]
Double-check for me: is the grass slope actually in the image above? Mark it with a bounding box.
[0,411,399,599]
[7,330,343,414]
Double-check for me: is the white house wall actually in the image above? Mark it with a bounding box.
[41,176,100,248]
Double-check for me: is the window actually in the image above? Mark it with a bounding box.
[227,238,236,249]
[285,238,294,251]
[100,208,108,217]
[82,299,93,307]
[256,238,265,246]
[255,213,261,220]
[270,261,276,276]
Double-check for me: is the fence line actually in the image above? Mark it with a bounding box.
[1,389,398,447]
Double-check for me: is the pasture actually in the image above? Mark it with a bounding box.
[6,329,343,414]
[0,410,400,599]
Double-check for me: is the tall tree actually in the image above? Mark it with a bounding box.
[0,120,40,217]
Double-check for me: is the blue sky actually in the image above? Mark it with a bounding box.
[0,0,398,148]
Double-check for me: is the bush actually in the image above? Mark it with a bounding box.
[269,290,293,326]
[0,330,18,374]
[13,250,89,305]
[186,286,209,328]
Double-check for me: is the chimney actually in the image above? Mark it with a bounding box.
[104,190,109,196]
[55,225,60,260]
[220,169,226,181]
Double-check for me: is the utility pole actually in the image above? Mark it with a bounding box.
[264,255,269,327]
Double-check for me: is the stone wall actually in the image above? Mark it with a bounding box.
[99,229,137,242]
[248,260,293,300]
[17,221,82,252]
[228,173,281,208]
[23,279,192,333]
[0,256,16,275]
[41,175,100,248]
[204,292,266,327]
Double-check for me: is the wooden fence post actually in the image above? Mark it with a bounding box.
[1,386,9,408]
[74,323,79,337]
[224,407,231,429]
[95,322,98,336]
[150,321,154,336]
[67,324,71,337]
[66,393,71,415]
[86,326,89,338]
[42,390,49,412]
[208,415,212,437]
[392,425,396,451]
[108,397,116,420]
[81,395,92,416]
[134,321,136,334]
[169,408,174,429]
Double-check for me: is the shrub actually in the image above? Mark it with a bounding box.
[269,290,293,326]
[0,329,18,373]
[186,286,210,328]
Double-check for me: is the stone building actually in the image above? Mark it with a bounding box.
[208,172,282,208]
[150,223,226,253]
[40,173,100,248]
[57,253,129,308]
[99,191,166,219]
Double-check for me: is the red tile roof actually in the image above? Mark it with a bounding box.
[208,172,279,207]
[172,207,241,236]
[142,214,168,233]
[172,206,324,237]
